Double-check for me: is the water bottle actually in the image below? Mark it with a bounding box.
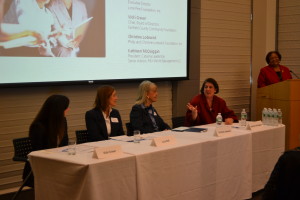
[262,108,267,124]
[273,108,278,126]
[216,113,222,126]
[277,109,282,125]
[268,108,274,126]
[240,109,247,126]
[265,108,269,125]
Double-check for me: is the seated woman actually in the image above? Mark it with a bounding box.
[257,51,292,88]
[85,85,124,141]
[185,78,238,126]
[23,94,70,187]
[130,80,170,134]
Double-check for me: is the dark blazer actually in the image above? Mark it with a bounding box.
[130,104,170,134]
[85,108,124,141]
[23,119,69,188]
[263,148,300,200]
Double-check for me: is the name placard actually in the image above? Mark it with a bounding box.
[151,135,176,147]
[215,126,233,137]
[246,121,263,131]
[93,145,122,159]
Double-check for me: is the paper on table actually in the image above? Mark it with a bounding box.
[172,127,189,132]
[110,135,154,142]
[46,145,94,154]
[172,126,207,133]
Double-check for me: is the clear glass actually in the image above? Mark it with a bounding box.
[278,109,282,125]
[133,130,141,143]
[68,139,76,155]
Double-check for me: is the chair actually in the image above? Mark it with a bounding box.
[126,122,134,136]
[11,137,33,200]
[75,130,88,144]
[171,116,185,128]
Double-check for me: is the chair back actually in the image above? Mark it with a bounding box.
[75,130,88,144]
[12,137,33,162]
[126,122,134,136]
[172,116,185,128]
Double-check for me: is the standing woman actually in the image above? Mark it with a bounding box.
[85,85,124,141]
[185,78,238,126]
[257,51,292,88]
[130,80,170,134]
[23,94,70,187]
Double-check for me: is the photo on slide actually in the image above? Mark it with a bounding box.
[0,0,105,57]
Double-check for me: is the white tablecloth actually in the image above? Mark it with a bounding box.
[121,129,252,200]
[29,123,285,200]
[251,125,285,192]
[29,141,137,200]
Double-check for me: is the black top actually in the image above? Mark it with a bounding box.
[276,71,282,81]
[263,147,300,200]
[29,119,69,150]
[85,108,124,141]
[23,118,69,187]
[130,104,170,134]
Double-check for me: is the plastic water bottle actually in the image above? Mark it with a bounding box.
[265,108,270,125]
[216,113,222,126]
[277,109,282,125]
[262,108,267,124]
[273,108,278,126]
[240,109,247,126]
[266,108,272,126]
[267,108,273,126]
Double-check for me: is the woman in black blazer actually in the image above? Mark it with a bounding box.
[85,85,124,141]
[23,94,70,187]
[130,80,170,134]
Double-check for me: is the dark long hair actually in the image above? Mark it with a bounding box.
[31,95,69,147]
[94,85,115,112]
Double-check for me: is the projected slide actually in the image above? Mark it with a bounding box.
[0,0,188,85]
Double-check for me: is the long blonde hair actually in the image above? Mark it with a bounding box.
[135,80,157,105]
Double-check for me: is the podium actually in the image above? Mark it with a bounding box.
[256,79,300,150]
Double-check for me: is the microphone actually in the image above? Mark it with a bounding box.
[290,70,300,79]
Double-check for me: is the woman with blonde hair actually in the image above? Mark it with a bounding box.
[130,80,170,134]
[85,85,124,141]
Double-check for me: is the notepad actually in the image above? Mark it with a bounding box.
[73,17,93,39]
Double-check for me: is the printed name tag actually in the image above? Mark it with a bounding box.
[246,121,263,131]
[93,145,122,159]
[151,135,176,147]
[215,126,233,137]
[111,117,119,123]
